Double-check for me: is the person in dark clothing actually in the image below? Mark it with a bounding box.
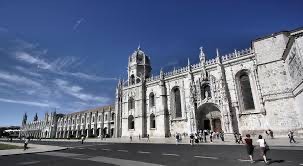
[244,134,254,163]
[189,133,194,145]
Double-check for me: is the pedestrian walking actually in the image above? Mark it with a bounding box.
[220,131,224,142]
[209,131,213,143]
[81,135,85,144]
[130,135,132,142]
[203,130,207,142]
[139,134,141,140]
[194,133,199,144]
[176,133,180,145]
[269,129,274,139]
[256,135,269,164]
[24,137,29,150]
[199,131,203,143]
[244,134,254,163]
[189,133,194,145]
[288,130,296,143]
[147,134,150,142]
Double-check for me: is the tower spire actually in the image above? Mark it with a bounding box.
[199,46,206,65]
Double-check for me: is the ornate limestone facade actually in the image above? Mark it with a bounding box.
[114,28,303,138]
[20,105,115,139]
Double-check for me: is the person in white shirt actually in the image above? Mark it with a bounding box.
[256,135,269,164]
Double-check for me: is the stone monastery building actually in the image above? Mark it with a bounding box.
[21,27,303,138]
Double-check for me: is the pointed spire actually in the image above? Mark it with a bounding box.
[216,48,221,64]
[22,112,27,125]
[216,48,220,58]
[137,43,141,50]
[199,46,206,64]
[187,58,190,66]
[34,113,38,121]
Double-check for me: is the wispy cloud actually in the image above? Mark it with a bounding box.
[15,66,42,77]
[0,27,8,33]
[0,71,42,87]
[73,18,84,31]
[15,51,51,69]
[54,79,110,103]
[15,51,116,81]
[0,97,50,107]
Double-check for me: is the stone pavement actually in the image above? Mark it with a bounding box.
[32,135,303,147]
[0,141,67,156]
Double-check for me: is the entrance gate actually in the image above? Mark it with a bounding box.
[196,103,222,132]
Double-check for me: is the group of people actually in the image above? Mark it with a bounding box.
[244,134,270,164]
[187,130,224,145]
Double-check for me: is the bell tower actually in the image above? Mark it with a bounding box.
[128,46,152,85]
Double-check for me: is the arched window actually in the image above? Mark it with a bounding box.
[92,117,95,123]
[202,84,211,100]
[236,70,255,111]
[128,115,135,129]
[171,87,182,118]
[149,92,155,107]
[150,114,156,128]
[111,113,115,121]
[105,114,108,121]
[128,97,135,110]
[130,75,135,85]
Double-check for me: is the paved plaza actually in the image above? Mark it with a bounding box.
[1,137,303,166]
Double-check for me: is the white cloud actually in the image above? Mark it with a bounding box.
[15,51,116,82]
[15,66,42,77]
[73,18,84,30]
[54,79,110,103]
[66,72,117,81]
[0,97,50,107]
[15,51,51,70]
[0,71,42,87]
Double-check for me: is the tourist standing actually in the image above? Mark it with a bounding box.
[176,133,180,145]
[147,134,150,142]
[220,131,224,142]
[24,137,29,150]
[81,135,85,144]
[139,134,141,140]
[244,134,254,163]
[256,135,269,164]
[203,130,207,142]
[269,129,274,139]
[189,133,194,145]
[130,135,132,142]
[288,130,296,143]
[209,131,213,143]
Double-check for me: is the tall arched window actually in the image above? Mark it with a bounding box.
[128,115,135,129]
[128,97,135,110]
[171,87,182,118]
[149,92,155,107]
[150,113,156,128]
[130,75,135,85]
[236,70,255,111]
[105,114,108,121]
[111,113,115,121]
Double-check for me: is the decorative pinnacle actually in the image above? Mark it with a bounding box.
[137,43,141,50]
[187,58,190,66]
[216,48,220,57]
[199,46,206,61]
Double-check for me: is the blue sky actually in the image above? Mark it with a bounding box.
[0,0,302,126]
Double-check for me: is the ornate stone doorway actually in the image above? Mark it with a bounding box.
[196,103,222,132]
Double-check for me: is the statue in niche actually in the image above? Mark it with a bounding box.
[201,69,208,81]
[205,91,209,99]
